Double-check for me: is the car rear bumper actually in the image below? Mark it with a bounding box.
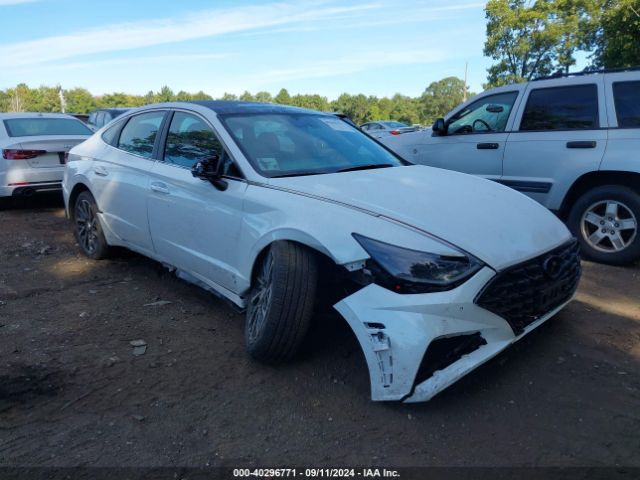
[0,166,64,197]
[334,241,580,402]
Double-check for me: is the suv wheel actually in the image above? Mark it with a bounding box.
[245,242,317,362]
[568,185,640,265]
[73,191,111,260]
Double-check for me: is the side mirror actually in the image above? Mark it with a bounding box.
[486,104,504,113]
[432,118,447,136]
[191,154,228,191]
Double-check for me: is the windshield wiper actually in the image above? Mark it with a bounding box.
[334,164,395,173]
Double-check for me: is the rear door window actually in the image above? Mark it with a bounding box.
[613,81,640,128]
[117,111,165,159]
[519,85,599,131]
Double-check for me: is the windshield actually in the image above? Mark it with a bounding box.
[4,118,93,137]
[219,113,404,178]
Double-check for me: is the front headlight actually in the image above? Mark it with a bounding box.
[353,233,483,294]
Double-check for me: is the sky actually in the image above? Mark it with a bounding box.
[0,0,498,99]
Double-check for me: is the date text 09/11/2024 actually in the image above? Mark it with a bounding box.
[232,468,401,478]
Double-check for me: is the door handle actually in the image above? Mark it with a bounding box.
[477,143,499,150]
[150,182,170,195]
[93,166,108,176]
[566,141,596,149]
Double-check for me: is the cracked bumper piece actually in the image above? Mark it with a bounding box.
[334,266,574,403]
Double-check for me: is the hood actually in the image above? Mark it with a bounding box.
[268,165,572,270]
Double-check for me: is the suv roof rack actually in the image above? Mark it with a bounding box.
[533,66,640,81]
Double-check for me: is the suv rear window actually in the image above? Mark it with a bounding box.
[613,81,640,128]
[3,118,92,137]
[520,85,599,131]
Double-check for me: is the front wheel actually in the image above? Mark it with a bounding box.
[245,242,318,363]
[73,191,111,260]
[568,185,640,265]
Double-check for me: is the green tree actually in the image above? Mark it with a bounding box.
[484,0,598,86]
[420,77,468,124]
[289,94,329,112]
[254,91,273,103]
[65,87,96,113]
[592,0,640,68]
[98,92,131,108]
[155,86,175,103]
[274,88,291,105]
[192,90,213,101]
[175,90,193,102]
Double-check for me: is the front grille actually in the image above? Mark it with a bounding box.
[475,240,581,335]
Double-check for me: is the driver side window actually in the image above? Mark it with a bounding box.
[447,91,519,135]
[164,111,242,177]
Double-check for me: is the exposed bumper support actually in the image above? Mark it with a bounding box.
[334,267,572,402]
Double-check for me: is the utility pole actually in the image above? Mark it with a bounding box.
[58,87,66,113]
[463,61,468,102]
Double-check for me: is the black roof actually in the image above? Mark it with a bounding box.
[189,101,321,115]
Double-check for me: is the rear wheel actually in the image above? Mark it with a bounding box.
[245,242,318,362]
[568,185,640,265]
[73,191,111,260]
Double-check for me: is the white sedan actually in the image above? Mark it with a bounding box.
[0,113,93,198]
[63,101,581,402]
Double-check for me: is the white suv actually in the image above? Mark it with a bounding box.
[383,68,640,265]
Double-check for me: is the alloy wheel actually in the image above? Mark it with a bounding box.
[75,199,99,255]
[581,200,637,253]
[247,251,274,342]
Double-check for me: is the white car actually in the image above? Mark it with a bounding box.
[63,102,581,402]
[0,113,93,198]
[360,121,418,139]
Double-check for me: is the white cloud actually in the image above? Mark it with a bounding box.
[205,47,448,95]
[13,52,233,75]
[0,1,380,67]
[0,0,38,5]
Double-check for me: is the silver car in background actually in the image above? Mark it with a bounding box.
[360,121,419,139]
[0,113,92,198]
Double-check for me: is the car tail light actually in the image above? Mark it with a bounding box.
[2,149,47,160]
[389,130,401,135]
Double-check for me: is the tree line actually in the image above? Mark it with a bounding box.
[0,77,470,127]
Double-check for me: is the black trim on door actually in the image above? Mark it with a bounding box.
[477,143,499,150]
[494,179,552,194]
[566,141,597,149]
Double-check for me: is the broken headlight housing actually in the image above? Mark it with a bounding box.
[353,233,484,294]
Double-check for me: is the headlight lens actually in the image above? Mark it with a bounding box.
[353,233,483,293]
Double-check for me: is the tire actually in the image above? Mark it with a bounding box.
[245,242,318,363]
[567,185,640,265]
[73,191,111,260]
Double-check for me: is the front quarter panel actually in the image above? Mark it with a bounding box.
[234,184,465,296]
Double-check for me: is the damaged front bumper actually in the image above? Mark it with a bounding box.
[334,266,573,403]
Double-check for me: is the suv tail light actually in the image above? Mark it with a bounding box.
[2,149,47,160]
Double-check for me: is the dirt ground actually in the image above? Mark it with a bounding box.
[0,195,639,469]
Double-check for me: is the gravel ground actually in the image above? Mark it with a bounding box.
[0,195,639,470]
